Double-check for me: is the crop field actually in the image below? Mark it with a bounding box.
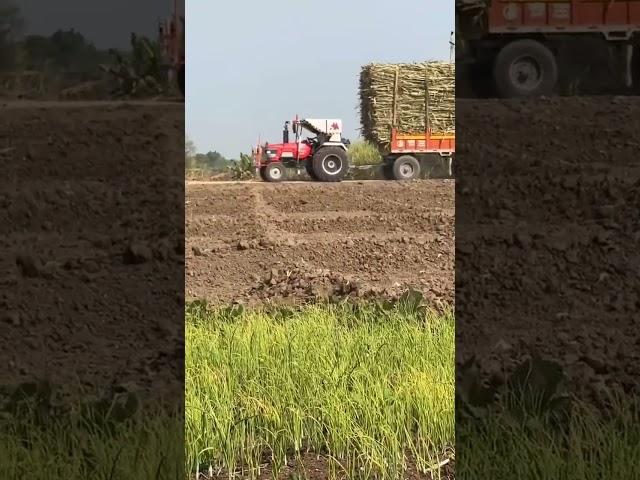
[185,303,454,479]
[459,401,640,479]
[1,410,183,480]
[184,136,456,478]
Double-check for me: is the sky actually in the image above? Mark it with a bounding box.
[186,0,454,158]
[17,0,180,49]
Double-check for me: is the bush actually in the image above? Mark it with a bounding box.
[348,140,382,166]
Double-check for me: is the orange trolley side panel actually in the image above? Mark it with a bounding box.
[489,1,640,34]
[390,129,455,154]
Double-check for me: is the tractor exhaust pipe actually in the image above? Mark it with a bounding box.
[283,121,290,143]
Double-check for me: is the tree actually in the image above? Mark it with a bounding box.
[0,2,23,38]
[185,136,197,170]
[185,136,197,158]
[201,151,231,171]
[0,1,23,70]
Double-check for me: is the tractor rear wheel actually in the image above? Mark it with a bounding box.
[392,155,420,181]
[261,163,285,182]
[311,146,349,182]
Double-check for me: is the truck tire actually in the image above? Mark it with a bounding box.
[312,146,349,182]
[494,40,558,98]
[261,163,285,182]
[392,155,421,181]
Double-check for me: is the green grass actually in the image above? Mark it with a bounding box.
[185,303,454,479]
[459,399,640,479]
[348,140,383,166]
[0,406,182,480]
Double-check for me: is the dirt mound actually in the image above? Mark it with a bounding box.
[457,96,640,400]
[238,261,453,312]
[186,181,454,311]
[0,101,184,400]
[238,262,405,304]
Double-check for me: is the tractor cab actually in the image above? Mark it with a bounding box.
[253,116,350,183]
[261,119,315,165]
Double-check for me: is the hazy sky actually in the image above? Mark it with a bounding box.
[186,0,454,157]
[18,0,179,48]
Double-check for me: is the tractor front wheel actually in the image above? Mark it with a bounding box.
[260,163,285,182]
[311,147,349,182]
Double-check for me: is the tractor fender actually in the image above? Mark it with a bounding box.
[318,142,348,151]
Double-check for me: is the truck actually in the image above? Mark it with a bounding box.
[456,0,640,97]
[252,116,455,182]
[360,62,455,180]
[253,61,455,183]
[381,129,455,180]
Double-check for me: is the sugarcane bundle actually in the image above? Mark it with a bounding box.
[359,61,455,149]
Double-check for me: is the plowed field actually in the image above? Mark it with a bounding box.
[1,101,184,397]
[186,180,455,310]
[457,96,640,399]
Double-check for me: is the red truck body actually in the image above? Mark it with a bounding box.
[487,0,640,35]
[457,1,640,96]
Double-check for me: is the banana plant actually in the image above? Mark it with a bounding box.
[100,33,165,97]
[228,153,256,180]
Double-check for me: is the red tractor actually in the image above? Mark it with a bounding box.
[158,1,185,96]
[253,116,351,182]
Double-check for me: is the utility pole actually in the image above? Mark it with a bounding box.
[449,31,455,62]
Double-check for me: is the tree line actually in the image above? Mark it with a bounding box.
[184,137,253,177]
[0,3,172,97]
[0,4,112,75]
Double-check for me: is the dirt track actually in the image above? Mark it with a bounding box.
[457,96,640,400]
[0,101,184,398]
[186,180,454,309]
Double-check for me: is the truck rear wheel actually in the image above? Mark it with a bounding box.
[392,155,420,181]
[494,39,557,98]
[261,163,285,182]
[312,147,349,182]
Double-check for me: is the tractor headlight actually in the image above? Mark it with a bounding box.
[266,150,276,158]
